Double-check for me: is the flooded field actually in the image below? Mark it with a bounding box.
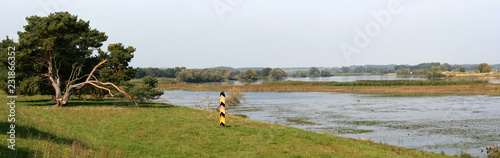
[161,91,500,157]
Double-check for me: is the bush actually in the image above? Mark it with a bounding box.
[397,68,411,76]
[240,69,258,81]
[459,67,466,72]
[292,70,307,77]
[226,87,246,106]
[426,66,445,79]
[269,68,287,80]
[18,76,41,96]
[177,68,232,82]
[125,77,164,102]
[478,63,493,73]
[321,69,331,77]
[309,67,320,77]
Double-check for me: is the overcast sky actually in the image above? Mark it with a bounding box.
[1,0,499,68]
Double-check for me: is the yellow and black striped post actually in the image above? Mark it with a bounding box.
[219,91,226,127]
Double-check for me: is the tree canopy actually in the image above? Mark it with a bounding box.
[269,68,287,80]
[478,63,493,73]
[309,67,320,77]
[240,69,258,81]
[1,12,136,106]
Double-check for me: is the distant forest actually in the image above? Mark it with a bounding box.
[134,62,500,82]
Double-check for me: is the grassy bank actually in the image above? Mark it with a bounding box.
[0,92,450,157]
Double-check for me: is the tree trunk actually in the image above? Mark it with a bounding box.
[58,90,73,107]
[51,79,65,107]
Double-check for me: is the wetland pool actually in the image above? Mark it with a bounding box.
[161,91,500,157]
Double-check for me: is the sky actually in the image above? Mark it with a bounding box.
[1,0,499,68]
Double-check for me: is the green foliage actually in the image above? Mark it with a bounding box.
[412,69,427,75]
[269,68,287,80]
[3,12,136,102]
[409,62,441,71]
[263,80,487,86]
[261,67,272,77]
[321,69,331,77]
[292,70,307,77]
[177,68,229,82]
[379,67,395,74]
[341,66,351,73]
[459,67,466,72]
[0,37,19,91]
[353,66,365,73]
[17,12,108,85]
[441,63,451,71]
[3,12,136,104]
[396,68,411,76]
[254,69,262,76]
[18,76,42,96]
[240,69,258,81]
[125,77,164,102]
[134,67,184,78]
[478,63,493,73]
[427,66,445,79]
[394,65,408,71]
[224,70,239,80]
[309,67,320,77]
[365,67,379,74]
[97,43,136,85]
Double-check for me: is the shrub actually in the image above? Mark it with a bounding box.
[478,63,493,73]
[269,68,287,80]
[426,66,445,79]
[226,87,246,106]
[125,77,164,102]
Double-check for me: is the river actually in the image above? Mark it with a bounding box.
[161,91,500,157]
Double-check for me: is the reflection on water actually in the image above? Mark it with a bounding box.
[491,79,500,83]
[161,91,500,157]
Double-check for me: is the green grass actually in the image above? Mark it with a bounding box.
[0,92,451,157]
[263,80,488,87]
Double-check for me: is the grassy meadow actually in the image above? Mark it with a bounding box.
[0,91,453,157]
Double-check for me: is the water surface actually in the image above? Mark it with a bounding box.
[161,91,500,157]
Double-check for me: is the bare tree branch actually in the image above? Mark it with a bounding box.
[62,59,138,106]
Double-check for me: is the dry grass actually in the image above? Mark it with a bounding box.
[442,72,500,79]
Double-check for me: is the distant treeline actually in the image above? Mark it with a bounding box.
[134,67,287,82]
[134,62,499,82]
